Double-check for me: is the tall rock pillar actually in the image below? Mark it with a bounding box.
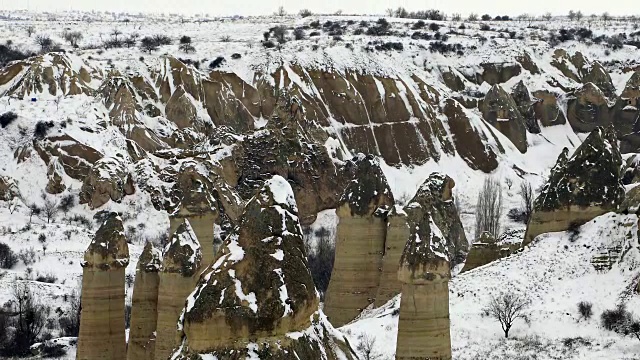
[324,155,394,327]
[77,213,130,360]
[127,241,162,360]
[154,219,202,360]
[396,213,452,360]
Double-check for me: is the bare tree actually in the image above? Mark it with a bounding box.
[576,11,584,21]
[468,13,479,21]
[519,181,534,223]
[484,293,530,338]
[26,25,35,37]
[110,28,123,41]
[42,197,59,224]
[505,178,513,190]
[602,12,610,23]
[356,333,383,360]
[28,203,41,224]
[568,10,576,21]
[7,281,50,355]
[63,30,83,47]
[275,6,286,17]
[543,12,553,21]
[34,34,53,52]
[475,177,503,239]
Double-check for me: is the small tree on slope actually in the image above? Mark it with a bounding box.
[484,293,530,338]
[475,177,503,239]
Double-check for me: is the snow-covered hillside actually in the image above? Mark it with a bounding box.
[1,9,640,359]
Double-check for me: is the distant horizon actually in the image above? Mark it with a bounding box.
[0,0,638,18]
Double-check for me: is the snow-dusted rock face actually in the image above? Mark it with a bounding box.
[511,80,541,134]
[79,156,135,208]
[172,175,355,359]
[0,174,19,200]
[155,219,202,360]
[77,213,129,360]
[33,133,104,181]
[525,127,625,245]
[127,241,162,360]
[481,84,528,153]
[324,155,393,326]
[396,208,451,360]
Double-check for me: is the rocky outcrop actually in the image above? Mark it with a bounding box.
[166,159,242,265]
[172,175,356,359]
[524,127,625,245]
[474,62,522,85]
[442,99,501,172]
[324,155,394,327]
[516,52,540,74]
[45,157,66,194]
[154,220,202,360]
[1,53,94,98]
[79,156,135,209]
[583,62,617,99]
[77,213,129,360]
[532,90,567,127]
[566,83,611,133]
[127,242,162,360]
[460,231,520,272]
[165,85,203,130]
[34,134,103,180]
[0,175,19,200]
[551,49,581,82]
[511,81,541,133]
[481,85,528,153]
[396,210,451,360]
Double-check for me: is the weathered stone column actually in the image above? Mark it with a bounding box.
[154,219,202,360]
[324,155,394,327]
[396,212,452,360]
[127,241,162,360]
[375,206,409,307]
[77,213,129,360]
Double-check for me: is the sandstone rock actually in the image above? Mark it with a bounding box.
[583,62,617,99]
[481,85,528,153]
[375,206,409,307]
[439,66,467,91]
[154,220,202,360]
[475,62,522,85]
[566,83,611,134]
[551,49,581,82]
[324,155,393,327]
[511,81,541,133]
[442,99,501,172]
[127,242,162,360]
[45,157,66,194]
[172,175,356,359]
[396,210,451,360]
[33,134,103,180]
[524,127,625,245]
[77,213,129,360]
[613,72,640,153]
[406,173,468,267]
[2,53,93,98]
[165,85,202,130]
[460,231,521,272]
[532,90,567,127]
[166,159,243,264]
[515,52,540,74]
[0,175,19,200]
[155,56,204,103]
[79,156,135,209]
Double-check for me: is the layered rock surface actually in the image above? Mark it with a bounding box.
[396,208,452,360]
[127,242,162,360]
[524,127,625,245]
[77,213,129,360]
[154,220,202,360]
[172,175,356,359]
[324,155,393,326]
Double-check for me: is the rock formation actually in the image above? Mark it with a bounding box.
[566,82,611,133]
[127,242,162,360]
[0,175,19,200]
[460,231,520,272]
[172,175,356,359]
[45,157,66,194]
[375,206,410,307]
[77,213,129,360]
[154,220,202,360]
[524,127,625,245]
[481,85,528,153]
[324,155,394,326]
[511,81,541,133]
[532,90,567,127]
[396,208,452,360]
[79,156,135,209]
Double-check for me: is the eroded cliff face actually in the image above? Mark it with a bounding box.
[172,176,356,359]
[77,213,129,360]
